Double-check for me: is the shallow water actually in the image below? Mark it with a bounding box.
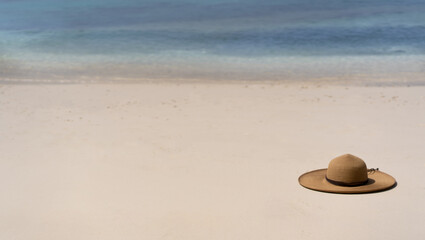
[1,0,425,83]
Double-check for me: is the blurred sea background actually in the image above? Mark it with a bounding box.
[1,0,425,84]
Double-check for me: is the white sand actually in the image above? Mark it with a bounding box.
[1,83,424,239]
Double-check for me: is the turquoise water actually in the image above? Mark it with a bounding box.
[1,0,425,83]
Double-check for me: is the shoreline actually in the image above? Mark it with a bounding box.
[1,75,424,86]
[2,54,425,86]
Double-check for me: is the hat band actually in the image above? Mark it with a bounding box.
[325,176,369,187]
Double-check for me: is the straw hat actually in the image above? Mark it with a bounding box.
[298,154,396,194]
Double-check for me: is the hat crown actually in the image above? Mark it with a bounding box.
[326,154,368,186]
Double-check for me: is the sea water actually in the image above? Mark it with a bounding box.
[1,0,425,84]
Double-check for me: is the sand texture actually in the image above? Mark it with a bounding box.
[1,83,424,239]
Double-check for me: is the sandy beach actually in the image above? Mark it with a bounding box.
[1,82,424,239]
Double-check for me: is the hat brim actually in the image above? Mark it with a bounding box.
[298,169,396,194]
